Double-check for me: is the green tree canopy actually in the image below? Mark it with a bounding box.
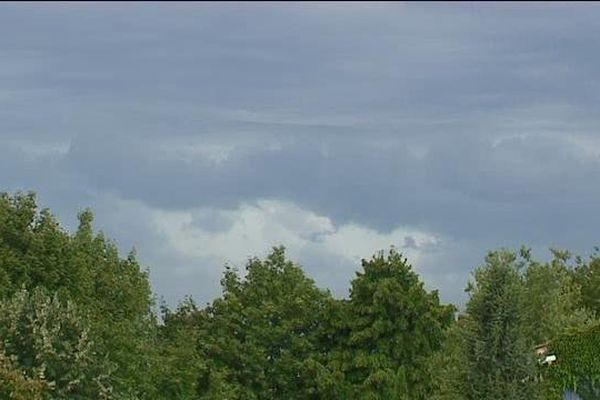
[522,248,593,346]
[462,250,538,400]
[0,348,45,400]
[5,190,600,399]
[573,249,600,318]
[196,246,336,399]
[154,297,205,400]
[0,287,113,399]
[0,192,158,399]
[334,248,454,400]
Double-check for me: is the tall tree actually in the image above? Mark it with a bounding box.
[573,249,600,318]
[155,297,205,400]
[335,248,454,399]
[70,211,159,399]
[0,192,159,399]
[462,249,538,400]
[196,247,336,399]
[522,248,593,346]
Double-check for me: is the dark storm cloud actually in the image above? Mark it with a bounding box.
[1,2,600,305]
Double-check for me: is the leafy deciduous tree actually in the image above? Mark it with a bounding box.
[197,247,335,399]
[0,288,113,399]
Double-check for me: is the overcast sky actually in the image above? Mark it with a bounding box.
[2,2,600,307]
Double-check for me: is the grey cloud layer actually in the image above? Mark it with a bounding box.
[1,3,600,306]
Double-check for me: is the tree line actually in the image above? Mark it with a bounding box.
[1,191,599,399]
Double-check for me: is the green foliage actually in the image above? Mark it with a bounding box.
[0,192,158,399]
[0,192,73,298]
[0,287,113,399]
[544,324,600,399]
[522,248,594,345]
[0,348,46,400]
[5,190,600,399]
[70,219,157,399]
[574,250,600,318]
[334,249,455,399]
[537,249,600,399]
[433,247,600,400]
[196,247,336,399]
[462,249,539,400]
[155,297,205,399]
[430,318,468,400]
